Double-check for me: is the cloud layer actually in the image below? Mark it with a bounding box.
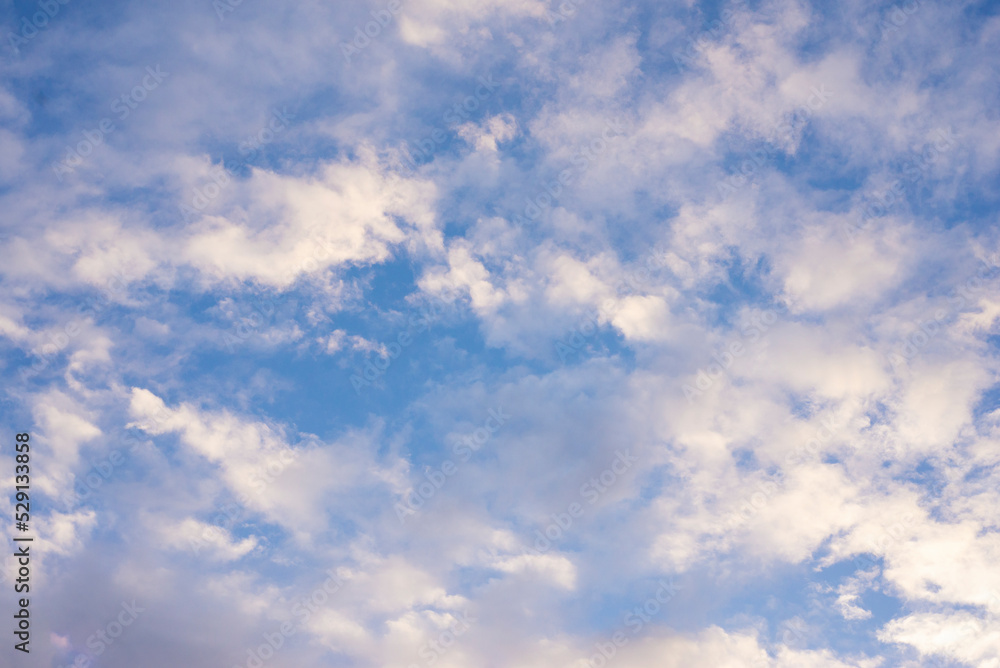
[2,0,1000,666]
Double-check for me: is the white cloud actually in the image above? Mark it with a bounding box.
[879,612,1000,667]
[183,152,441,288]
[154,517,259,562]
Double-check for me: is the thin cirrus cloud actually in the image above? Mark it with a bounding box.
[1,0,1000,667]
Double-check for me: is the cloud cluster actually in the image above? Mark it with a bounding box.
[2,0,1000,666]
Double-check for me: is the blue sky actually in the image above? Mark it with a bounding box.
[2,0,1000,666]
